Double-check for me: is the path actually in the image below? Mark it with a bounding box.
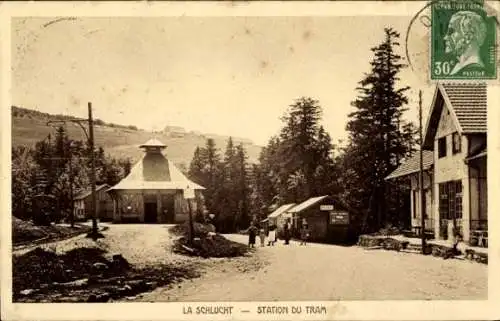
[138,234,487,301]
[13,223,193,267]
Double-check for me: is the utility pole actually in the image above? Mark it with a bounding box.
[68,143,75,228]
[187,198,194,245]
[418,90,426,253]
[184,185,195,245]
[88,102,99,240]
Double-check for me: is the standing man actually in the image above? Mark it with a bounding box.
[284,218,291,245]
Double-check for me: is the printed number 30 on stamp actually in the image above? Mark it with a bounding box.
[431,0,497,80]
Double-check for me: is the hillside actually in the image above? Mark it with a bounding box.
[11,106,263,166]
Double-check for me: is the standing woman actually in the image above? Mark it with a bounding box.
[268,224,277,246]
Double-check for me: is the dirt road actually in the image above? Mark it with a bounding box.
[138,234,487,301]
[17,224,485,301]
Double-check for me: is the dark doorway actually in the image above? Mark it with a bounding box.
[144,202,158,223]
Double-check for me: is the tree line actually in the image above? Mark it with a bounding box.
[187,27,417,234]
[12,126,132,225]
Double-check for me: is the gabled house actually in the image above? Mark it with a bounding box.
[288,195,351,243]
[107,139,205,223]
[74,184,113,221]
[386,83,487,243]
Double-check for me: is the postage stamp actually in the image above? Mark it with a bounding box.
[431,0,497,80]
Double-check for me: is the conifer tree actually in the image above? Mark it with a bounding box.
[343,27,416,232]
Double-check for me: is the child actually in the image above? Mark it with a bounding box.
[247,222,258,248]
[259,227,266,247]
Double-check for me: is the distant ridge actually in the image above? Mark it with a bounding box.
[11,106,262,166]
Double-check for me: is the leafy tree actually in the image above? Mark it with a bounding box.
[252,97,338,214]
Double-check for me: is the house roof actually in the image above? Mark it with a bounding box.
[385,151,434,180]
[109,139,204,191]
[139,138,167,149]
[268,203,296,218]
[289,195,329,213]
[74,184,110,200]
[423,83,487,149]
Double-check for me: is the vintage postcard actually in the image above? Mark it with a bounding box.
[1,1,499,321]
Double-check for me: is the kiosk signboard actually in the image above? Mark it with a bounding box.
[330,211,349,225]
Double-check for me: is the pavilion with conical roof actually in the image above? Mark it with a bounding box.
[107,138,204,223]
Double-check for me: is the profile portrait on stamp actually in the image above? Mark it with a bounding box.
[431,0,497,80]
[444,10,487,75]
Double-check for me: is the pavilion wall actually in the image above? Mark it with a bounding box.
[110,189,201,224]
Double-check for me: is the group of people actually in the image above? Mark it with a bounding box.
[246,218,310,248]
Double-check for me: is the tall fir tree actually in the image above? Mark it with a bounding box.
[343,27,416,232]
[235,144,250,229]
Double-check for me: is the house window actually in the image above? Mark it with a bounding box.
[452,133,461,154]
[439,183,449,219]
[439,180,462,220]
[438,137,447,158]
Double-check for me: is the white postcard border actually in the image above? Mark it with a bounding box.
[1,1,499,321]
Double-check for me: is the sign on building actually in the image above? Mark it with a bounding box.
[330,211,349,225]
[320,204,334,211]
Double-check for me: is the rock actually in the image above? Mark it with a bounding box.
[20,289,35,296]
[60,278,89,288]
[96,292,110,302]
[87,292,110,302]
[145,281,157,290]
[93,262,108,269]
[87,294,98,302]
[91,262,108,274]
[125,280,148,292]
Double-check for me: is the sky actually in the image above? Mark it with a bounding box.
[12,16,434,146]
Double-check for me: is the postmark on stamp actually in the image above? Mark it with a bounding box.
[431,0,497,80]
